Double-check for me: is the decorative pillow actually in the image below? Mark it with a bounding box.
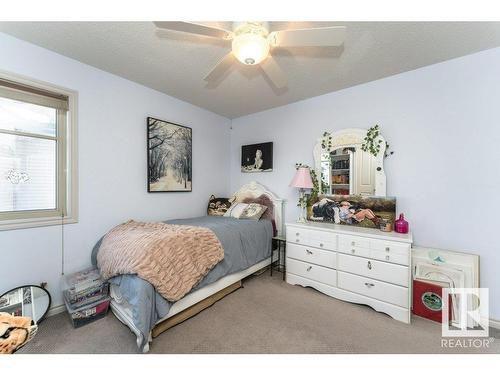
[270,219,277,237]
[207,195,232,216]
[239,203,268,220]
[223,203,249,219]
[242,194,274,221]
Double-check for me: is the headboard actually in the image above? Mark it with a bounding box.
[232,181,284,237]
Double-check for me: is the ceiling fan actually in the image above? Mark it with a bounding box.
[153,21,346,88]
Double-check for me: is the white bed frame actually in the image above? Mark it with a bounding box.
[110,181,284,352]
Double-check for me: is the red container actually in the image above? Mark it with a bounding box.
[413,279,452,323]
[394,213,409,234]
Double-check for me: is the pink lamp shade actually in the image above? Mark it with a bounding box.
[289,167,314,189]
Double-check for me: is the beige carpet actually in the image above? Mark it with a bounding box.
[19,272,500,354]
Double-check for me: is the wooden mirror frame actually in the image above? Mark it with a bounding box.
[313,128,387,197]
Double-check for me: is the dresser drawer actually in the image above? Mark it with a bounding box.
[286,258,337,287]
[338,234,370,249]
[286,226,310,241]
[309,233,336,251]
[337,271,408,308]
[370,250,409,266]
[370,239,410,256]
[286,227,336,251]
[287,243,336,269]
[337,254,408,287]
[337,244,370,258]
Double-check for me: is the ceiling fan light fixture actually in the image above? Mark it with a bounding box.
[154,21,347,90]
[232,32,270,65]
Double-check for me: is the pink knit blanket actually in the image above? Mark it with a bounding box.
[97,220,224,301]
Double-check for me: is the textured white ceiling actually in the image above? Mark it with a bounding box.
[1,22,500,118]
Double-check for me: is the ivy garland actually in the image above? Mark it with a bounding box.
[321,126,394,158]
[321,131,333,150]
[361,124,394,158]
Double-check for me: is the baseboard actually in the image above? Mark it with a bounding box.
[489,318,500,330]
[46,304,66,317]
[42,296,500,331]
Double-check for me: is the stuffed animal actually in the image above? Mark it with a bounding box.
[0,312,38,354]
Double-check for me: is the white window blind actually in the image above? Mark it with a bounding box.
[0,79,68,221]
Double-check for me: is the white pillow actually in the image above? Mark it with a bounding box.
[224,202,249,219]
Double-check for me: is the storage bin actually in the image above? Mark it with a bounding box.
[64,283,109,309]
[61,267,109,309]
[65,297,111,328]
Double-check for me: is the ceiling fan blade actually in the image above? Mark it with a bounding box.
[204,53,235,83]
[260,56,287,89]
[269,26,346,47]
[153,22,232,40]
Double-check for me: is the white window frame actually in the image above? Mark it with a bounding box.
[0,70,78,230]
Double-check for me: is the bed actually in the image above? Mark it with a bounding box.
[91,181,283,352]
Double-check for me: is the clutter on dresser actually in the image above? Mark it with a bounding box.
[412,247,479,328]
[308,194,396,229]
[379,218,393,232]
[61,267,110,328]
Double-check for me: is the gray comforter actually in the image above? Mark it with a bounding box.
[91,216,273,351]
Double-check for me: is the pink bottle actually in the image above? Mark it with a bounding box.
[394,213,409,234]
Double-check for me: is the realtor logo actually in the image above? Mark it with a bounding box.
[442,288,489,337]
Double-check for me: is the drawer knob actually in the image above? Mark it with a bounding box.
[351,241,355,246]
[351,249,356,254]
[367,261,372,270]
[307,266,312,272]
[306,249,313,255]
[364,282,375,288]
[385,247,390,252]
[319,243,324,247]
[385,255,390,260]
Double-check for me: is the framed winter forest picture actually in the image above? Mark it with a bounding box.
[147,117,192,192]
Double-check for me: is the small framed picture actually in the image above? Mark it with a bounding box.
[241,142,273,173]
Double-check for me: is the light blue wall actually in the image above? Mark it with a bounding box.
[0,33,231,307]
[230,47,500,320]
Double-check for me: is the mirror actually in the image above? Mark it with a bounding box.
[0,285,51,323]
[314,128,386,197]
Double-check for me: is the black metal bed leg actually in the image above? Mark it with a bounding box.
[282,242,286,281]
[270,239,273,276]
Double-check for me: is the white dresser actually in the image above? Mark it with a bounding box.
[286,222,413,323]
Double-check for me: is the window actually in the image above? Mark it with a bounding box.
[0,73,77,230]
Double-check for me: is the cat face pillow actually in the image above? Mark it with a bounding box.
[207,195,233,216]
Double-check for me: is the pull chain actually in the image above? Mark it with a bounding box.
[61,210,65,275]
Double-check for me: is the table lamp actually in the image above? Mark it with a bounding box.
[289,167,314,222]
